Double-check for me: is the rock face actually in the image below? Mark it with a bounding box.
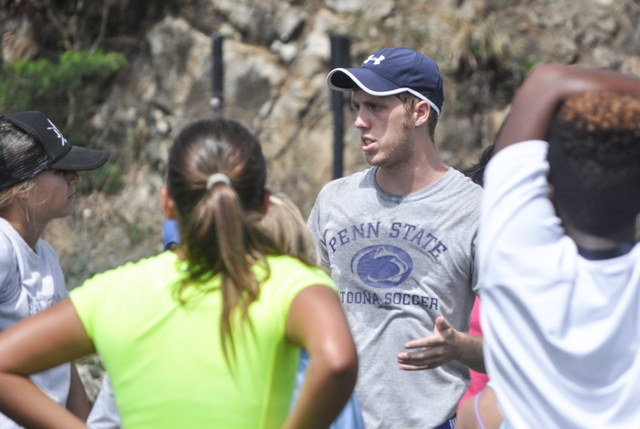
[1,0,639,289]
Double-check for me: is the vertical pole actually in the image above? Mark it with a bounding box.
[330,35,351,180]
[210,33,224,113]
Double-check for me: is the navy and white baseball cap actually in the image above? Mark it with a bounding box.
[327,47,444,116]
[0,111,109,190]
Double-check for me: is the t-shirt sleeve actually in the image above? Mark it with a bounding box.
[69,272,112,341]
[480,141,564,274]
[470,227,480,295]
[306,193,331,270]
[267,257,337,334]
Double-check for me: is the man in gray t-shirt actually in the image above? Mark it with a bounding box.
[308,47,484,429]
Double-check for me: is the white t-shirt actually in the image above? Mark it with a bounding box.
[0,218,70,428]
[480,141,640,428]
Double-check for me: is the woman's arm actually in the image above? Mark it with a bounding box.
[0,298,95,428]
[284,285,358,429]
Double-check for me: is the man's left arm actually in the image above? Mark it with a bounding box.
[396,316,485,373]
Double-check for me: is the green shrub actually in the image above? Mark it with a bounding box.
[77,161,124,195]
[0,49,127,194]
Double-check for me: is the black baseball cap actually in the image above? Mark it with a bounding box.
[327,47,444,116]
[0,111,109,190]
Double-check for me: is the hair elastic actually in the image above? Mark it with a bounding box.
[206,173,231,191]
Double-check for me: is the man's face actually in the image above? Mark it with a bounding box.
[351,90,414,169]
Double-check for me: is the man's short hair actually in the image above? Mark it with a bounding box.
[546,91,640,237]
[396,92,438,142]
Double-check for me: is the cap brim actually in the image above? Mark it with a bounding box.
[327,67,403,95]
[327,68,441,115]
[50,146,109,171]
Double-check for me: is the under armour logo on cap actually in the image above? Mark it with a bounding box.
[363,55,386,65]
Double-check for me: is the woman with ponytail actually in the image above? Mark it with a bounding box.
[0,118,358,429]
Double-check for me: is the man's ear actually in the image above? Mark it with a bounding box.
[414,101,432,127]
[160,185,176,220]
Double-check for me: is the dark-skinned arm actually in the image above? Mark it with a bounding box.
[495,64,640,155]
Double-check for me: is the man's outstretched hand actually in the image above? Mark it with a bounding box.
[397,316,485,373]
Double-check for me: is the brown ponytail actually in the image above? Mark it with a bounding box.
[167,118,279,365]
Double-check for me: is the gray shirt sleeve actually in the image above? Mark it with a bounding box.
[307,194,330,270]
[0,235,19,305]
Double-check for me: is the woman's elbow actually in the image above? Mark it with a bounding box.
[321,342,358,387]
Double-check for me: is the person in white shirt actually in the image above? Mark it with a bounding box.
[0,111,109,427]
[457,64,640,429]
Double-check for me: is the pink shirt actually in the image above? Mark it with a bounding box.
[457,297,489,411]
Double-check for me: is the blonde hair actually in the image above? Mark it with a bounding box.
[0,180,35,214]
[397,92,438,142]
[258,193,320,267]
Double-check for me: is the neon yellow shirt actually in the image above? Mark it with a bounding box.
[70,252,335,429]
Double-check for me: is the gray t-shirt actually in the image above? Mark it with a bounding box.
[87,374,121,429]
[308,167,481,429]
[0,218,70,428]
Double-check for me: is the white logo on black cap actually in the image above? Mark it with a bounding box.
[46,119,67,146]
[363,55,385,65]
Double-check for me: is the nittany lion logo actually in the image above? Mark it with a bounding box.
[350,245,413,289]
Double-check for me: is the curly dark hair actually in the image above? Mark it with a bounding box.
[546,91,640,237]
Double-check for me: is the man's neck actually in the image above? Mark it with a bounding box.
[2,205,44,251]
[374,141,449,195]
[564,221,636,253]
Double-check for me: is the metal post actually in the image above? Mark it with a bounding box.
[210,33,224,113]
[330,35,351,180]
